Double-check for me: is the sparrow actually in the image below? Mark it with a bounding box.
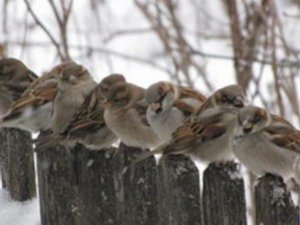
[233,105,300,184]
[133,84,246,164]
[0,69,58,132]
[0,58,37,115]
[99,74,161,149]
[51,61,97,134]
[56,84,117,150]
[145,81,206,142]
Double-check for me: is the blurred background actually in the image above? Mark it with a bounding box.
[1,0,299,127]
[0,1,300,223]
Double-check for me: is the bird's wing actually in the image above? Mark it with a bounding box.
[63,88,106,138]
[166,108,227,154]
[2,80,57,122]
[263,125,300,154]
[177,86,206,102]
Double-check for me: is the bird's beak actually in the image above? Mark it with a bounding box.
[150,102,162,113]
[233,96,245,108]
[242,121,253,134]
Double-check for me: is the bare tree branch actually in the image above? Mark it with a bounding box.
[23,0,65,60]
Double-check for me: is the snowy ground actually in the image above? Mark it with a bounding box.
[0,181,40,225]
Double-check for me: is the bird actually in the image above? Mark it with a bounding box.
[233,105,300,185]
[99,74,161,149]
[53,84,118,150]
[51,61,97,135]
[0,66,59,132]
[145,81,206,142]
[0,58,37,115]
[133,84,246,164]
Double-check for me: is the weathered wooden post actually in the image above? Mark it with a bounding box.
[0,128,36,201]
[75,144,119,225]
[202,162,247,225]
[255,174,299,225]
[36,132,79,225]
[116,143,158,225]
[157,154,202,225]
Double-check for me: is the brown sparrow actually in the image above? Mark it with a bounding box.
[0,69,58,132]
[58,84,117,150]
[134,84,246,163]
[51,61,97,134]
[233,105,300,184]
[0,58,37,115]
[99,74,161,149]
[146,81,206,141]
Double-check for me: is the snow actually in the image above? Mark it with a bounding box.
[0,188,40,225]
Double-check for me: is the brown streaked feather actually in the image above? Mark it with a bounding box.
[171,109,225,145]
[193,95,217,116]
[11,81,57,111]
[27,70,39,82]
[131,111,227,163]
[62,87,105,138]
[173,101,195,117]
[21,71,58,97]
[271,114,294,128]
[264,126,300,154]
[177,86,206,102]
[200,125,227,142]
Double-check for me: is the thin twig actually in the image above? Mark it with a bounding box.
[23,0,64,60]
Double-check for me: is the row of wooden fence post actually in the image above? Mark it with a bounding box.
[0,128,299,225]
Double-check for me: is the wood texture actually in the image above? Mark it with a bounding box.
[36,133,78,225]
[0,128,35,201]
[255,174,299,225]
[76,144,119,225]
[157,154,202,225]
[202,162,247,225]
[116,143,158,225]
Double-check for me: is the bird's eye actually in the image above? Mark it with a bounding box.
[253,115,261,123]
[157,92,166,102]
[101,86,108,93]
[233,97,244,108]
[221,97,227,103]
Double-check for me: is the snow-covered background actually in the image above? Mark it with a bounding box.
[1,0,300,224]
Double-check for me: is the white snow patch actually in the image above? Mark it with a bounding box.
[87,159,94,167]
[0,189,40,225]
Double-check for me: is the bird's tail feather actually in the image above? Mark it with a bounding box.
[122,142,169,175]
[33,134,65,150]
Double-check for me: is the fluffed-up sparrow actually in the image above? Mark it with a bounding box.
[134,84,246,163]
[146,81,206,141]
[0,58,37,115]
[0,69,58,132]
[51,61,97,134]
[57,84,118,150]
[99,74,161,149]
[233,105,300,184]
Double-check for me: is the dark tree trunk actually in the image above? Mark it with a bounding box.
[157,154,202,225]
[36,132,79,225]
[0,128,35,201]
[255,174,299,225]
[75,144,119,225]
[115,143,159,225]
[202,162,247,225]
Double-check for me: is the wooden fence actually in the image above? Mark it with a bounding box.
[0,129,299,225]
